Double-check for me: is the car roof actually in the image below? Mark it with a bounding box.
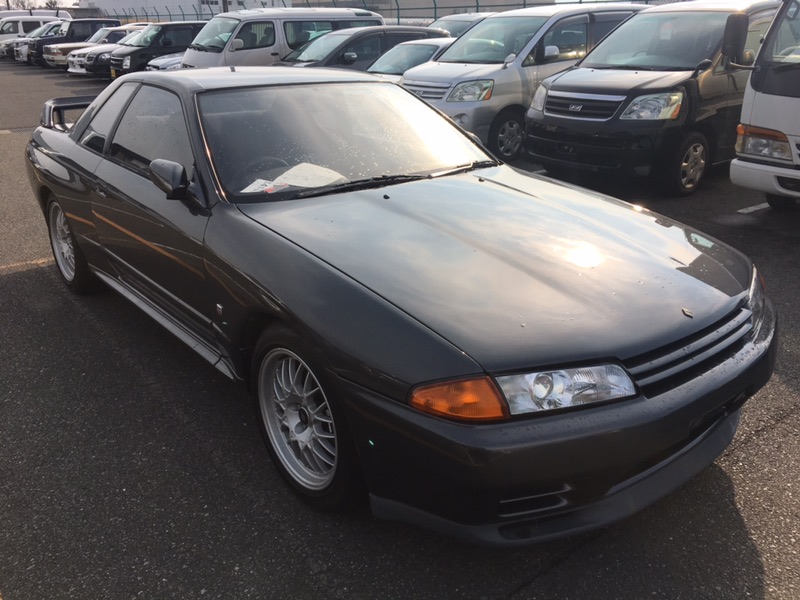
[328,25,445,36]
[484,3,645,19]
[639,0,779,13]
[214,7,382,21]
[431,12,495,21]
[393,37,455,47]
[121,66,379,93]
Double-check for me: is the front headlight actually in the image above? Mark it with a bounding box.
[735,125,792,162]
[43,45,52,53]
[122,56,131,69]
[620,92,683,120]
[531,84,547,112]
[748,266,774,344]
[96,52,110,63]
[496,364,636,415]
[447,80,494,102]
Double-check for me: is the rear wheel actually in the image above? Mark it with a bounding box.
[253,326,363,510]
[488,108,525,161]
[47,197,96,293]
[766,193,798,210]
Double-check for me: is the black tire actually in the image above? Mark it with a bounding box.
[46,197,96,294]
[662,131,709,196]
[766,193,798,210]
[252,325,363,510]
[488,108,525,161]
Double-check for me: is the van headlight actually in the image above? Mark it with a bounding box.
[621,91,683,120]
[448,80,494,102]
[735,125,793,162]
[123,56,131,69]
[531,84,547,112]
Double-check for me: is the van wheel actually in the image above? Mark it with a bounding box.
[488,108,525,161]
[663,132,708,196]
[766,193,798,210]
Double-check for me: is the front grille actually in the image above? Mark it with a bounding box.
[544,91,625,120]
[624,306,752,396]
[110,56,123,70]
[402,80,450,101]
[85,54,95,64]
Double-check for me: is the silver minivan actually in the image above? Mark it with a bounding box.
[401,3,642,160]
[181,7,383,69]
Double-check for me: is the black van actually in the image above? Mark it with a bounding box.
[109,21,206,78]
[523,0,779,195]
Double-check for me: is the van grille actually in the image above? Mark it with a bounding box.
[544,91,626,120]
[402,80,450,102]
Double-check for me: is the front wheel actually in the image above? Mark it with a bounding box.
[662,131,709,196]
[253,326,362,510]
[766,193,798,210]
[488,108,525,161]
[47,197,96,293]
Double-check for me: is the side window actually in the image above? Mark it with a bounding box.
[590,12,633,46]
[0,21,19,35]
[334,19,382,30]
[109,86,194,176]
[23,21,42,34]
[385,33,426,52]
[745,12,775,56]
[235,21,276,50]
[71,23,93,39]
[542,19,588,61]
[340,34,381,64]
[79,82,138,154]
[163,26,195,48]
[283,20,332,50]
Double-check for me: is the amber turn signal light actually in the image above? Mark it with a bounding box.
[410,377,509,421]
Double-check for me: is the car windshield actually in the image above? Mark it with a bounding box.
[282,31,348,62]
[581,12,728,70]
[367,42,443,75]
[27,23,51,38]
[118,30,143,45]
[198,81,492,202]
[437,16,547,64]
[130,24,164,47]
[189,17,237,52]
[85,27,110,43]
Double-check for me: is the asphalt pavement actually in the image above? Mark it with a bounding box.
[1,60,799,600]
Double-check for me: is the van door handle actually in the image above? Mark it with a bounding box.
[271,52,279,56]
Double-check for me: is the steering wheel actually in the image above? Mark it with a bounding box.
[777,45,800,57]
[632,50,648,57]
[232,156,290,189]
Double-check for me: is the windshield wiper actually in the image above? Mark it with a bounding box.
[431,160,499,177]
[288,174,431,199]
[189,43,208,51]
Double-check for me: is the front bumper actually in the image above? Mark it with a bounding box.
[524,110,681,176]
[340,310,777,546]
[730,157,800,198]
[432,99,497,146]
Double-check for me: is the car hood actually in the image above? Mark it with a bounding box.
[48,41,93,52]
[402,60,500,84]
[547,66,692,95]
[84,42,120,56]
[237,166,751,372]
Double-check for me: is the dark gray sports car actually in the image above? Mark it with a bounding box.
[26,67,777,546]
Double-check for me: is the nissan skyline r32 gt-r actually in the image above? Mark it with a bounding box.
[25,67,777,546]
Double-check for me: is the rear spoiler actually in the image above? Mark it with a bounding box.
[40,95,96,131]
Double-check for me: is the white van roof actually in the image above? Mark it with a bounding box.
[0,9,72,20]
[213,7,382,21]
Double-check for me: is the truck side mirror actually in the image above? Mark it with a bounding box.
[722,13,749,61]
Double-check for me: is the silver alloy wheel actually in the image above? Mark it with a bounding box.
[679,141,707,191]
[496,118,523,158]
[258,348,337,490]
[48,202,76,283]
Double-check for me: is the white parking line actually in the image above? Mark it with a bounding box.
[0,257,53,275]
[738,203,770,214]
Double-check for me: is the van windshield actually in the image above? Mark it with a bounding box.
[436,16,547,64]
[189,17,238,52]
[581,12,728,71]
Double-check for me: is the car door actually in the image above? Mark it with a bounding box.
[91,83,214,344]
[327,31,383,69]
[227,20,279,65]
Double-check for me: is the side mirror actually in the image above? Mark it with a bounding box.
[722,13,749,61]
[342,51,357,64]
[149,158,188,200]
[230,37,243,51]
[740,49,756,66]
[544,45,560,61]
[502,53,516,68]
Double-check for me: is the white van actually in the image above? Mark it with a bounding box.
[400,3,642,160]
[181,7,383,69]
[0,13,69,43]
[728,0,800,209]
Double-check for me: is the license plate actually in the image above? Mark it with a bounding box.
[110,68,117,78]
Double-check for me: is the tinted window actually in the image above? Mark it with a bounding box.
[22,21,42,34]
[283,20,332,50]
[541,20,587,61]
[109,86,193,175]
[70,22,95,39]
[79,82,138,154]
[338,33,381,64]
[163,26,196,48]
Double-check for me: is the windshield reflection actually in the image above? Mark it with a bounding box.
[198,81,490,202]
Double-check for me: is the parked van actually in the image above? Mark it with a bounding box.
[524,0,779,195]
[400,4,643,160]
[0,14,68,43]
[181,8,384,69]
[729,0,800,209]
